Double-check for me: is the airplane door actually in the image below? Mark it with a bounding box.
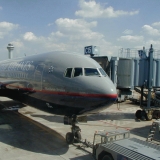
[34,64,44,91]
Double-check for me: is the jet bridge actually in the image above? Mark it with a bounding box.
[133,45,160,120]
[111,45,160,120]
[89,44,160,120]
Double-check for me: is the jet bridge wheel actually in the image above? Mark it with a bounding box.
[153,110,160,119]
[135,110,142,119]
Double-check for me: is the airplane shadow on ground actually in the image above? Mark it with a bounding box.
[31,112,136,124]
[30,101,138,122]
[31,114,64,123]
[0,112,69,156]
[70,154,94,160]
[0,100,153,145]
[0,100,26,109]
[88,112,135,121]
[130,125,151,139]
[30,110,154,142]
[70,146,94,160]
[0,99,138,123]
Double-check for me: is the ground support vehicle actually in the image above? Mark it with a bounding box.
[147,120,160,144]
[70,129,160,160]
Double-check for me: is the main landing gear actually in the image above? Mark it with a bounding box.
[65,115,82,144]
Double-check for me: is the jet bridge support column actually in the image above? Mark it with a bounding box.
[140,85,144,107]
[110,57,119,87]
[135,45,155,120]
[145,45,154,120]
[147,44,153,109]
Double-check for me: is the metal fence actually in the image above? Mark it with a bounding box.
[118,48,160,59]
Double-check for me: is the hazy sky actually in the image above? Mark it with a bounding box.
[0,0,160,60]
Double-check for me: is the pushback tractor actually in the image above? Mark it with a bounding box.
[66,129,160,160]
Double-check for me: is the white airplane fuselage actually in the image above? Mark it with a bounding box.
[0,51,117,116]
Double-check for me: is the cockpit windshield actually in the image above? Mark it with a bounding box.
[74,68,83,77]
[99,68,107,77]
[64,67,107,78]
[65,68,72,78]
[64,67,83,78]
[84,68,100,76]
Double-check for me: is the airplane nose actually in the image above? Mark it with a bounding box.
[97,77,117,99]
[74,76,117,115]
[93,77,118,108]
[81,77,117,114]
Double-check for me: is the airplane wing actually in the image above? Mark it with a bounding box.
[0,80,28,111]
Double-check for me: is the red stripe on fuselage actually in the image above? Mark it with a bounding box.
[42,90,117,99]
[2,83,117,99]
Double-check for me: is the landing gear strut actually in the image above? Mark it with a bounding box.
[65,115,82,144]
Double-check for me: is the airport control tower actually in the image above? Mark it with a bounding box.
[7,43,14,59]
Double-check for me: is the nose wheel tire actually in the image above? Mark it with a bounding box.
[65,115,82,144]
[66,132,74,144]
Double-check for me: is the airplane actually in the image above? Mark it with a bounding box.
[0,51,117,143]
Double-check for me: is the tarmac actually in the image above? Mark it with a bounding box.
[0,97,157,160]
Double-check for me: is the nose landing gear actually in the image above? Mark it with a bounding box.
[65,115,82,144]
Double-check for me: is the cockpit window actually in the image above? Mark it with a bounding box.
[99,68,107,76]
[84,68,100,76]
[74,68,83,77]
[65,68,72,78]
[65,67,104,78]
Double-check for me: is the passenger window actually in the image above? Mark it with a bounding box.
[65,68,72,78]
[74,68,83,77]
[84,68,100,76]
